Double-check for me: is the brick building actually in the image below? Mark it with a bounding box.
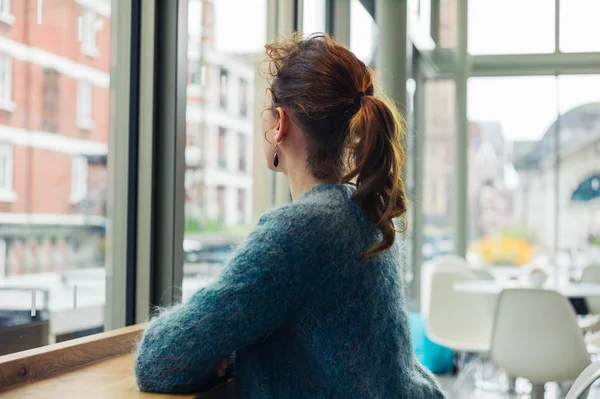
[0,0,111,277]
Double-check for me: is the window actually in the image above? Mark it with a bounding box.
[468,0,555,55]
[190,61,202,86]
[238,134,247,172]
[219,68,228,109]
[239,79,248,117]
[303,0,326,35]
[0,0,14,25]
[42,68,61,132]
[465,75,600,271]
[77,81,94,130]
[422,79,456,261]
[188,123,204,147]
[182,0,265,300]
[216,186,226,221]
[0,142,14,201]
[218,127,226,168]
[0,54,14,111]
[70,156,88,204]
[560,0,600,52]
[0,0,10,15]
[80,9,100,57]
[350,0,377,66]
[238,188,246,224]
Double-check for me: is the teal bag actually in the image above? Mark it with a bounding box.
[410,312,454,375]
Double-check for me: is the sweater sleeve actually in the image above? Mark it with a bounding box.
[134,209,305,393]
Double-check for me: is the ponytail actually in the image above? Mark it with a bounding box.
[343,93,408,259]
[264,33,408,259]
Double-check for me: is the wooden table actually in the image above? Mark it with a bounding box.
[0,353,202,399]
[0,324,233,399]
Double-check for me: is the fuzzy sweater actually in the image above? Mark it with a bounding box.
[135,184,446,398]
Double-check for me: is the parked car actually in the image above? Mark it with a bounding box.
[183,238,237,264]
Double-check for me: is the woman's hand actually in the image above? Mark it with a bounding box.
[215,356,230,378]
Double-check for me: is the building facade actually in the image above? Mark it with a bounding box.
[0,0,255,278]
[0,0,111,277]
[185,0,254,230]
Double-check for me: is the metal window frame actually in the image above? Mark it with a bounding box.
[105,0,142,330]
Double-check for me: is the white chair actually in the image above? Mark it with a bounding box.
[578,265,600,333]
[420,255,469,318]
[564,361,600,399]
[490,289,591,399]
[582,265,600,314]
[427,266,493,353]
[427,266,495,391]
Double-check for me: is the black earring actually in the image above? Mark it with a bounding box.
[273,142,279,168]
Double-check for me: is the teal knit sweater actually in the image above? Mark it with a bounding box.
[135,184,446,398]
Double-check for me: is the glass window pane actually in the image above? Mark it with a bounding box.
[184,0,266,301]
[439,0,456,48]
[560,0,600,53]
[350,0,377,66]
[556,75,600,271]
[467,76,558,267]
[0,0,112,355]
[468,0,555,55]
[422,79,456,262]
[303,0,327,35]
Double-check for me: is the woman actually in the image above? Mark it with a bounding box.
[135,33,445,398]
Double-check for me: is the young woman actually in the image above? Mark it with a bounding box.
[135,33,446,398]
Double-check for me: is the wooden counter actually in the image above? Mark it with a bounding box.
[0,324,234,399]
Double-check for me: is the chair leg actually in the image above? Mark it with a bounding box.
[507,376,517,394]
[531,383,545,399]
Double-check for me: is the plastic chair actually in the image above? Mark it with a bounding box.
[427,266,493,353]
[564,361,600,399]
[420,255,469,318]
[581,265,600,314]
[490,289,591,399]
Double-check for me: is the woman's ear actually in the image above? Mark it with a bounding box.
[275,107,289,143]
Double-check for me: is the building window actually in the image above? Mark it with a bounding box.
[0,54,15,112]
[219,68,228,109]
[0,0,10,15]
[190,61,202,86]
[188,123,204,147]
[238,189,246,224]
[71,156,88,204]
[42,68,60,132]
[239,79,248,117]
[216,186,226,221]
[218,127,226,169]
[238,134,247,172]
[79,9,100,57]
[0,0,14,25]
[0,142,14,199]
[77,81,94,130]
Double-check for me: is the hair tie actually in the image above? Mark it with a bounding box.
[354,92,365,106]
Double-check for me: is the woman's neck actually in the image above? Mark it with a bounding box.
[285,168,334,200]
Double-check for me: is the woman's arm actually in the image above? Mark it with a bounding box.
[134,210,305,393]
